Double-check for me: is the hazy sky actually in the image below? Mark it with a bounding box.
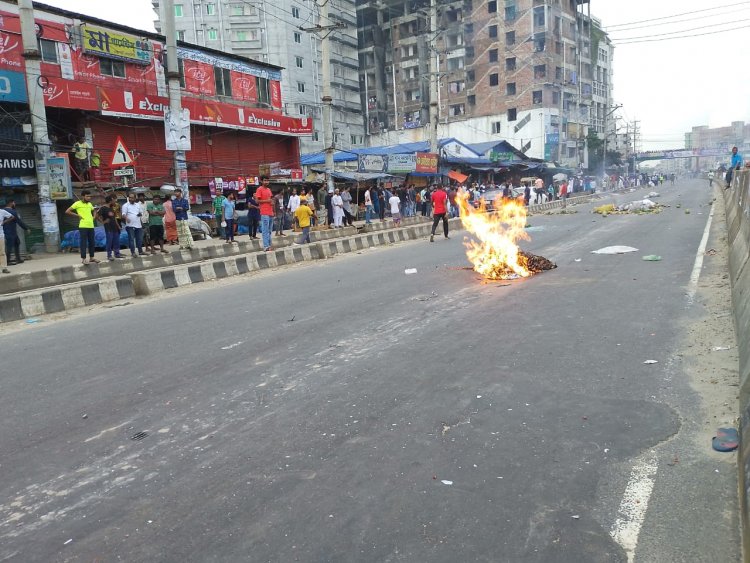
[38,0,750,150]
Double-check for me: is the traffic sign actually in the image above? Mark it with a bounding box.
[110,136,133,167]
[113,168,134,177]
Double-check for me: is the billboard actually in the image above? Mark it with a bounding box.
[415,152,438,174]
[81,24,151,65]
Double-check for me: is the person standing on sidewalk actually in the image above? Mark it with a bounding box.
[429,186,450,242]
[364,186,373,224]
[163,196,178,245]
[287,188,300,218]
[172,188,193,249]
[389,191,401,226]
[341,187,354,226]
[65,190,99,265]
[0,207,12,273]
[121,192,146,257]
[331,188,345,228]
[146,194,168,254]
[246,191,260,239]
[213,188,226,239]
[293,200,314,244]
[222,191,237,243]
[137,193,151,254]
[98,195,123,260]
[2,199,28,266]
[559,180,568,208]
[255,176,274,251]
[274,190,285,236]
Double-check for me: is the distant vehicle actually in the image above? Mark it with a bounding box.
[474,188,504,211]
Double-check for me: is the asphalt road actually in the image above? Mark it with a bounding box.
[0,179,741,562]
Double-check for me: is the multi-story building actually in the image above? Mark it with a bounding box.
[358,0,612,168]
[153,0,365,154]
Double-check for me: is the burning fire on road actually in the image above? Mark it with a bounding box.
[457,190,556,280]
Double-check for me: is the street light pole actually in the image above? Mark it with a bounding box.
[164,0,189,199]
[428,0,438,154]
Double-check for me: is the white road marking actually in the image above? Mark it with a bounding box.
[686,198,715,304]
[610,451,658,563]
[83,421,128,443]
[221,341,243,350]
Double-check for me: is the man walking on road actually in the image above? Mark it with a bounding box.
[121,192,146,257]
[293,201,314,244]
[255,176,274,251]
[66,190,99,264]
[429,185,450,242]
[172,188,193,250]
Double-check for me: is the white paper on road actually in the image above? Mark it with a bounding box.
[592,246,639,254]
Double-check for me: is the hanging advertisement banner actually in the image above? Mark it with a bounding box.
[57,42,74,80]
[415,152,438,174]
[40,201,59,233]
[182,60,215,96]
[43,77,98,110]
[0,31,23,71]
[0,69,27,102]
[231,71,257,102]
[164,107,191,151]
[81,24,151,65]
[48,155,72,200]
[358,154,386,173]
[270,80,282,109]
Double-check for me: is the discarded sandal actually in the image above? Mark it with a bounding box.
[712,427,739,452]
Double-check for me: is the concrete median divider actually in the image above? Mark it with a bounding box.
[723,168,750,558]
[0,276,134,323]
[0,217,463,321]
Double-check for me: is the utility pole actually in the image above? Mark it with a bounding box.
[19,0,59,252]
[428,0,438,153]
[303,3,344,193]
[164,0,189,200]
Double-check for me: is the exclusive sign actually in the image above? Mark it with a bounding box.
[81,24,151,65]
[0,151,35,176]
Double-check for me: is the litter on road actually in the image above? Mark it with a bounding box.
[404,268,418,275]
[642,255,662,261]
[592,246,639,254]
[441,480,453,485]
[712,346,731,351]
[712,428,739,452]
[643,360,659,364]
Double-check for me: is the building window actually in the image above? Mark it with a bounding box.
[206,3,216,15]
[449,103,465,116]
[488,1,497,13]
[292,6,300,18]
[294,31,302,43]
[467,70,475,82]
[177,30,186,41]
[38,39,58,63]
[235,30,247,41]
[175,4,183,17]
[556,66,563,80]
[507,108,517,121]
[552,91,560,105]
[533,6,545,27]
[492,121,501,134]
[196,29,204,42]
[506,57,516,71]
[465,46,474,59]
[449,80,465,93]
[231,4,245,16]
[295,56,303,69]
[257,77,270,105]
[489,73,498,86]
[404,66,418,79]
[489,25,497,38]
[465,23,474,34]
[489,49,498,63]
[506,82,516,95]
[214,66,232,96]
[505,5,516,21]
[297,82,305,93]
[556,41,562,55]
[447,57,464,71]
[207,29,218,41]
[312,131,319,141]
[100,58,126,78]
[534,64,546,78]
[467,94,476,105]
[405,89,420,101]
[505,31,515,46]
[532,90,542,104]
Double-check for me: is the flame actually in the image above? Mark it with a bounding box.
[457,189,532,279]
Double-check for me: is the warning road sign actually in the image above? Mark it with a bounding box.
[110,136,133,167]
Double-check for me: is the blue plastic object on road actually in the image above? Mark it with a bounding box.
[712,428,739,452]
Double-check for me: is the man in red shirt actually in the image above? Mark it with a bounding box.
[430,184,450,242]
[559,181,568,209]
[255,176,274,251]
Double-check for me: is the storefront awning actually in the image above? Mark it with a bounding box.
[448,170,469,183]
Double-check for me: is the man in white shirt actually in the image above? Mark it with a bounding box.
[388,192,401,226]
[287,188,301,215]
[364,187,373,225]
[137,193,151,253]
[121,192,146,257]
[0,207,12,273]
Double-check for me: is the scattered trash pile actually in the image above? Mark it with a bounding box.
[519,251,557,275]
[593,198,665,215]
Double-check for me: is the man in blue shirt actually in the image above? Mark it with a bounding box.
[2,199,29,265]
[727,146,743,189]
[172,188,193,249]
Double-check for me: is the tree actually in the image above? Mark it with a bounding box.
[587,130,624,173]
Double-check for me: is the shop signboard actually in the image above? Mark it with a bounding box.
[0,69,26,102]
[415,152,438,174]
[0,150,35,177]
[358,154,386,173]
[81,24,151,65]
[48,155,72,200]
[42,77,98,110]
[386,153,416,174]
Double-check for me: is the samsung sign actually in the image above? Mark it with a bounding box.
[0,152,36,176]
[0,70,28,103]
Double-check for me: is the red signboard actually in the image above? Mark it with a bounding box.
[415,152,439,174]
[183,60,215,96]
[99,87,168,119]
[0,31,23,71]
[231,71,256,102]
[43,78,98,110]
[182,98,313,136]
[270,80,282,109]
